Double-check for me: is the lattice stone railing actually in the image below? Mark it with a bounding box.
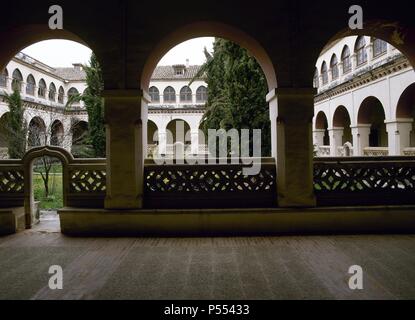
[314,156,415,206]
[66,161,106,208]
[363,147,389,157]
[0,161,25,208]
[316,146,331,157]
[144,158,277,208]
[403,148,415,156]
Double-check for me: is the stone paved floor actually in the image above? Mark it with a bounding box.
[0,215,415,300]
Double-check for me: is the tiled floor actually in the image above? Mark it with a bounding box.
[0,215,414,300]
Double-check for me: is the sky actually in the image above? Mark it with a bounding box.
[21,37,215,68]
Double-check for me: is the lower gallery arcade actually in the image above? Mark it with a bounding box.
[1,1,415,236]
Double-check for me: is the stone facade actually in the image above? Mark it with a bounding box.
[313,36,415,157]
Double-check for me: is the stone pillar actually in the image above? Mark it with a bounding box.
[351,53,358,70]
[190,129,199,155]
[158,128,167,155]
[386,119,413,155]
[267,88,316,207]
[103,89,149,209]
[338,63,344,78]
[269,103,278,157]
[313,129,326,147]
[351,124,371,156]
[329,127,344,156]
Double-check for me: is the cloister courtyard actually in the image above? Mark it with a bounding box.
[2,0,415,302]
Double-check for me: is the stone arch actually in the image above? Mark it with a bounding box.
[26,74,36,95]
[358,96,387,147]
[0,68,8,87]
[196,86,207,102]
[341,45,352,74]
[140,21,277,91]
[149,86,160,103]
[28,116,47,147]
[320,61,328,85]
[50,120,64,146]
[147,120,158,145]
[58,86,65,104]
[12,68,23,92]
[37,78,46,98]
[312,20,415,87]
[22,145,74,228]
[163,86,176,103]
[315,111,329,146]
[333,105,352,145]
[0,24,101,75]
[166,119,191,145]
[49,82,57,101]
[396,83,415,119]
[396,82,415,148]
[330,54,339,80]
[180,86,192,103]
[71,120,89,146]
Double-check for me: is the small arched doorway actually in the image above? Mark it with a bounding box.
[22,146,72,231]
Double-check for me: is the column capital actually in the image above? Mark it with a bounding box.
[351,124,372,129]
[328,126,345,132]
[385,118,414,124]
[267,87,317,103]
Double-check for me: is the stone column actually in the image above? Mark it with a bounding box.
[267,88,316,207]
[313,129,326,147]
[103,89,149,209]
[158,128,167,156]
[351,124,371,156]
[386,119,413,155]
[351,53,358,70]
[190,129,199,155]
[328,127,344,156]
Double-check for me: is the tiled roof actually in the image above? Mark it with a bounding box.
[52,65,205,82]
[54,68,87,81]
[151,65,205,80]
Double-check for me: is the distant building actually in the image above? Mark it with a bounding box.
[0,53,208,159]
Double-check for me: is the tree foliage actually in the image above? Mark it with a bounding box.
[193,38,271,156]
[66,53,106,158]
[82,53,106,157]
[3,89,27,158]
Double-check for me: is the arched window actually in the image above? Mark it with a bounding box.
[68,87,79,99]
[149,86,160,102]
[180,86,192,102]
[12,69,23,92]
[49,83,56,101]
[321,62,328,85]
[196,86,208,102]
[373,38,387,57]
[313,69,319,88]
[341,45,352,74]
[26,74,36,95]
[0,69,8,88]
[330,54,338,80]
[38,79,46,98]
[355,36,367,66]
[58,86,65,104]
[163,86,176,103]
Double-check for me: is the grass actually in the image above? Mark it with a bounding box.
[33,172,63,210]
